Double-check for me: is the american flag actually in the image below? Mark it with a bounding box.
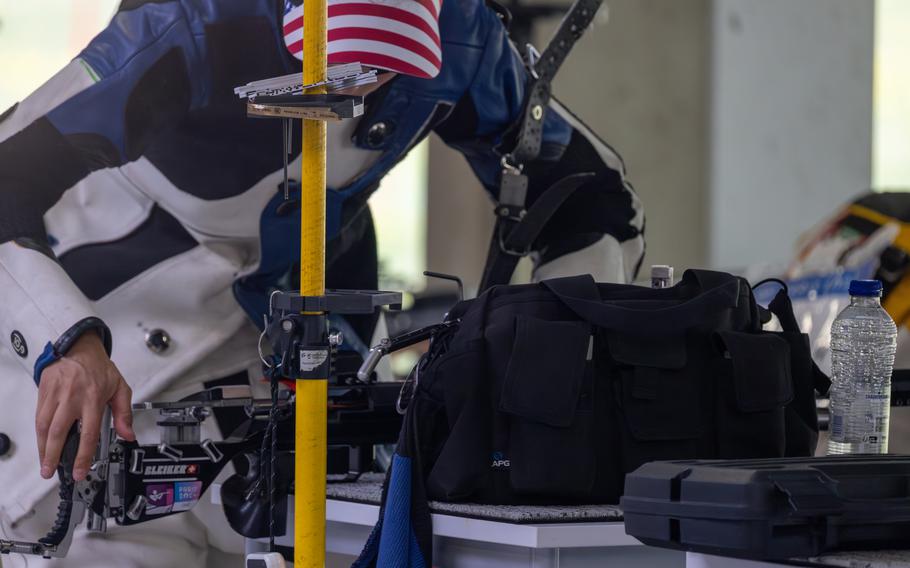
[283,0,443,79]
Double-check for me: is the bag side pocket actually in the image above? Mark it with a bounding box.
[425,345,492,502]
[499,316,595,498]
[715,331,793,458]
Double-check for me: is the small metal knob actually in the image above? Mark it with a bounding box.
[145,329,171,354]
[329,331,344,347]
[127,496,147,521]
[366,121,392,148]
[87,511,107,533]
[158,443,183,462]
[129,449,145,474]
[201,439,224,463]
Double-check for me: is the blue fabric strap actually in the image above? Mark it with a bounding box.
[353,453,427,568]
[33,342,60,387]
[376,454,426,568]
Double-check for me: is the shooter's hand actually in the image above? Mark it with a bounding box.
[36,333,135,481]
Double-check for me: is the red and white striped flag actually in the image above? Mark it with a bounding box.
[283,0,442,79]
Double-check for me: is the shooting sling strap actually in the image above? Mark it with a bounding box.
[479,0,604,292]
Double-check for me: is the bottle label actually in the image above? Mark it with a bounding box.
[829,393,890,451]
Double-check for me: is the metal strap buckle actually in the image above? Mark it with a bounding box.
[500,154,523,177]
[497,223,532,257]
[495,204,526,223]
[525,44,541,79]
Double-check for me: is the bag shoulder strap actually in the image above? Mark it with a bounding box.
[480,0,604,292]
[768,287,832,394]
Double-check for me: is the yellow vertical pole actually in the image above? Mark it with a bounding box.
[296,0,327,563]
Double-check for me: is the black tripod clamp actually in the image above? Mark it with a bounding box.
[266,290,403,380]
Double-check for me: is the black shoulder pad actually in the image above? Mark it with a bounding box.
[0,118,90,244]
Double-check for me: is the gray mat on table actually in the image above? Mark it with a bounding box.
[808,551,910,567]
[327,473,624,524]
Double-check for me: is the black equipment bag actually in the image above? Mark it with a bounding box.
[418,270,826,504]
[622,455,910,560]
[353,270,829,567]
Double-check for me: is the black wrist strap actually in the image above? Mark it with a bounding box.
[34,317,113,386]
[54,317,113,357]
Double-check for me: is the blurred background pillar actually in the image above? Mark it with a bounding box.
[708,0,874,270]
[425,0,875,278]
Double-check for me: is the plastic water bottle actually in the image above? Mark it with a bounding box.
[827,279,896,455]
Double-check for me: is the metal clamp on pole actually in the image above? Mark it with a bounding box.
[267,291,402,382]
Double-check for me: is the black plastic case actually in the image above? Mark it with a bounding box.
[621,456,910,560]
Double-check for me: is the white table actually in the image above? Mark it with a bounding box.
[325,498,685,568]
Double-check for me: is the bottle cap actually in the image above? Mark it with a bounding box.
[848,279,883,297]
[651,265,673,280]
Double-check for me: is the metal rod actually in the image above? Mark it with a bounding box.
[283,118,290,200]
